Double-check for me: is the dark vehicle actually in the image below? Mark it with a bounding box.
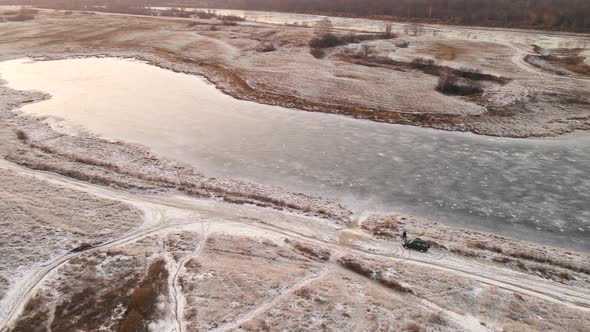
[403,239,429,252]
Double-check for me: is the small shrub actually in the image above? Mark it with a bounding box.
[295,286,313,298]
[460,66,482,74]
[396,41,410,48]
[338,256,411,293]
[218,14,245,22]
[558,271,572,280]
[292,242,331,261]
[257,43,277,53]
[436,70,483,96]
[428,312,446,325]
[493,256,513,264]
[309,33,345,48]
[16,130,28,141]
[314,17,333,36]
[195,10,216,19]
[222,20,238,26]
[355,44,375,58]
[310,48,327,59]
[450,247,479,258]
[411,57,435,67]
[469,241,503,254]
[403,322,422,332]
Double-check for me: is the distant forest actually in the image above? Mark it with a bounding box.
[14,0,590,32]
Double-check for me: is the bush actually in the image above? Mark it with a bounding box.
[428,312,446,325]
[218,14,245,22]
[436,70,483,96]
[222,20,238,26]
[6,14,35,21]
[411,57,436,67]
[257,43,276,52]
[309,33,345,48]
[314,17,333,36]
[310,48,327,59]
[403,322,422,332]
[16,130,28,141]
[354,44,375,58]
[195,10,216,19]
[460,66,482,74]
[396,41,410,48]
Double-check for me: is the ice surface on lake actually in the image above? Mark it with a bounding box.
[0,57,588,250]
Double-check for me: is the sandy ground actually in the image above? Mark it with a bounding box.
[0,10,588,137]
[1,10,590,332]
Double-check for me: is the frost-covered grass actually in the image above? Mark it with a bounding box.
[0,169,141,303]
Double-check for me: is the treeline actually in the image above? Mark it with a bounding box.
[190,0,590,31]
[15,0,590,32]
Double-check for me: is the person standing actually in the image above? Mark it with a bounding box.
[402,230,407,242]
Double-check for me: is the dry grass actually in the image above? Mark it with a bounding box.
[403,322,422,332]
[344,53,510,86]
[119,259,169,331]
[337,256,412,293]
[469,241,504,254]
[309,32,395,49]
[428,312,447,325]
[508,250,590,275]
[16,142,343,220]
[526,53,590,77]
[361,215,399,238]
[257,43,277,52]
[418,42,460,61]
[288,240,331,261]
[450,247,480,258]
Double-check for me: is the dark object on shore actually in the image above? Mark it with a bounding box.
[70,242,95,253]
[403,239,429,252]
[402,230,407,241]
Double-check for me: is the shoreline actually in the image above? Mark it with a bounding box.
[1,55,588,252]
[0,10,588,138]
[0,61,588,253]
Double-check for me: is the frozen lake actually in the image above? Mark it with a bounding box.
[1,57,588,250]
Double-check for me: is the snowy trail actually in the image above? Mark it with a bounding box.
[0,158,589,331]
[170,222,210,332]
[505,44,590,82]
[210,250,346,332]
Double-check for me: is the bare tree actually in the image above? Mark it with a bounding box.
[314,17,333,36]
[384,23,393,36]
[405,24,425,36]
